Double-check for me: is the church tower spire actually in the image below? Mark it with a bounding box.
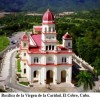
[41,9,57,51]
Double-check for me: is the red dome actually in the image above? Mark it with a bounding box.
[42,9,54,21]
[63,32,71,39]
[21,34,28,40]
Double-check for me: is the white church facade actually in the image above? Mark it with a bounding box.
[20,9,73,85]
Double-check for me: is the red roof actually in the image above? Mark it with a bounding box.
[34,26,42,32]
[57,46,67,50]
[31,34,41,47]
[28,46,40,53]
[21,34,28,40]
[42,9,54,22]
[63,32,71,39]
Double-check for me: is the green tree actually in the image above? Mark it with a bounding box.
[76,71,95,91]
[93,57,100,76]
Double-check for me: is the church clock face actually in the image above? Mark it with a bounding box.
[47,57,52,61]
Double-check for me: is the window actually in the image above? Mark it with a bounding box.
[45,27,47,32]
[49,45,51,50]
[52,46,54,50]
[34,71,36,77]
[68,42,70,46]
[34,57,39,63]
[47,57,52,61]
[24,68,26,74]
[49,37,51,39]
[24,53,26,56]
[24,63,26,65]
[53,27,55,32]
[62,57,66,63]
[52,36,54,39]
[24,43,26,47]
[33,71,39,78]
[46,46,48,50]
[49,27,51,32]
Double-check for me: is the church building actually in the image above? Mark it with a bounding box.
[20,9,73,85]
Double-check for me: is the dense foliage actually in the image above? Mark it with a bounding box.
[0,9,100,74]
[76,70,95,91]
[0,14,42,36]
[0,0,100,12]
[56,10,100,75]
[0,36,10,52]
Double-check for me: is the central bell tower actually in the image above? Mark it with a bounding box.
[41,9,57,51]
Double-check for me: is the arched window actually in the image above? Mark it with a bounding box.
[49,45,51,50]
[62,57,66,63]
[46,46,48,50]
[45,27,47,32]
[49,27,51,32]
[33,71,39,78]
[53,27,55,32]
[24,68,26,74]
[24,53,26,56]
[23,43,26,47]
[34,57,39,63]
[52,46,54,50]
[24,63,26,65]
[68,42,70,46]
[34,71,36,77]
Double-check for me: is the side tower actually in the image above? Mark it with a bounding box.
[41,9,57,51]
[62,32,72,49]
[20,34,29,77]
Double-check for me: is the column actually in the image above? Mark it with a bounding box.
[27,67,33,84]
[53,68,57,84]
[41,67,46,85]
[38,70,41,84]
[66,69,68,83]
[54,55,57,65]
[57,69,61,83]
[66,67,72,83]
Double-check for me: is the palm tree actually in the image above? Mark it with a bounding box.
[76,70,95,91]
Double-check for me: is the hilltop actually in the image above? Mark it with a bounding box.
[0,0,100,12]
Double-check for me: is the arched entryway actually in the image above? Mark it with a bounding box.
[33,70,39,82]
[61,70,66,82]
[46,70,53,84]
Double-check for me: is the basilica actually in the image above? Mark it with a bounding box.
[20,9,73,85]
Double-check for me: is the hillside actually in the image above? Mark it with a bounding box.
[0,0,100,12]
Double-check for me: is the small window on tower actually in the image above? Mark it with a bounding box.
[34,57,39,63]
[53,27,55,32]
[24,63,26,65]
[24,43,26,47]
[52,46,54,50]
[49,45,51,50]
[46,46,48,50]
[62,57,66,63]
[49,37,51,39]
[24,68,26,74]
[49,27,51,32]
[45,27,47,32]
[24,53,26,56]
[68,42,70,46]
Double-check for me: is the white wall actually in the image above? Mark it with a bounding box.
[63,39,72,49]
[42,24,55,33]
[25,65,72,84]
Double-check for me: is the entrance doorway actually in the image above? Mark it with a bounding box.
[33,70,39,82]
[46,70,53,84]
[61,70,66,82]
